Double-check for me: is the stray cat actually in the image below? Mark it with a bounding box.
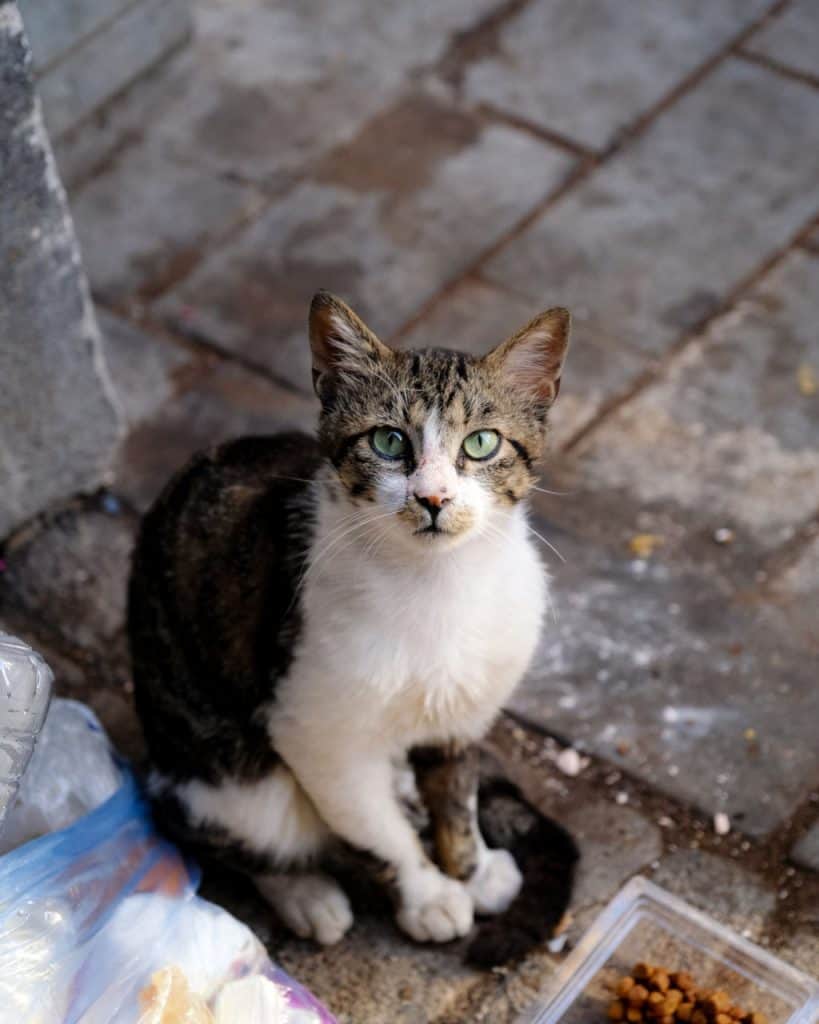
[129,291,570,946]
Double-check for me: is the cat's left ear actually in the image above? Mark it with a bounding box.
[484,307,570,404]
[309,291,392,396]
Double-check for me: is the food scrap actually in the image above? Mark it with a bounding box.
[607,963,768,1024]
[629,534,664,558]
[796,364,817,397]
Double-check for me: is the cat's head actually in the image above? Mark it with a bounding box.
[309,291,570,552]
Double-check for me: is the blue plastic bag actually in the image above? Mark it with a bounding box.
[0,771,337,1024]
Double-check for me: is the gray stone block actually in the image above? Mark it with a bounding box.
[18,0,134,71]
[157,97,575,391]
[0,4,121,539]
[745,0,819,81]
[459,0,770,150]
[35,0,190,139]
[483,60,819,361]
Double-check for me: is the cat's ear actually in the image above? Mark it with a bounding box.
[484,307,570,404]
[309,291,392,395]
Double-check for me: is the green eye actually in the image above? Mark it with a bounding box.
[463,429,500,460]
[371,427,408,459]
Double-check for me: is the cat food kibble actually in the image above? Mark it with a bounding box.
[606,964,768,1024]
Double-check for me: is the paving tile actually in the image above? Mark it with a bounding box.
[70,143,264,304]
[114,358,318,510]
[561,250,819,549]
[483,59,819,361]
[791,819,819,873]
[97,310,192,429]
[157,99,574,391]
[34,0,189,139]
[140,0,502,185]
[399,277,646,449]
[651,850,776,940]
[745,0,819,81]
[458,0,769,151]
[510,525,819,837]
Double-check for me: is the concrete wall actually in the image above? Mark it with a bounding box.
[0,2,122,539]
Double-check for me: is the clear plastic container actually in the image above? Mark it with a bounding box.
[0,633,53,834]
[523,877,819,1024]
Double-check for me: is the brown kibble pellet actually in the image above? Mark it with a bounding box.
[654,970,671,993]
[629,985,649,1006]
[608,964,767,1024]
[706,991,731,1014]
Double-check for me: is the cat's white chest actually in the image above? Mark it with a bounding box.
[273,511,547,752]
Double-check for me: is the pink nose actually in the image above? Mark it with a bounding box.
[414,492,450,509]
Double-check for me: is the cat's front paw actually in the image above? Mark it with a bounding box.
[467,848,522,916]
[396,868,474,943]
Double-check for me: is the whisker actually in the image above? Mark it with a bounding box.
[526,524,566,564]
[530,484,574,496]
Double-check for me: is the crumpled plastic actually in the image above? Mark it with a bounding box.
[0,765,337,1024]
[0,698,122,854]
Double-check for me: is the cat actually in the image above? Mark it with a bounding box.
[128,291,570,947]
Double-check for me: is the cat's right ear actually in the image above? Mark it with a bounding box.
[309,291,392,397]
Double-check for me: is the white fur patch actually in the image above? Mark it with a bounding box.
[172,766,330,865]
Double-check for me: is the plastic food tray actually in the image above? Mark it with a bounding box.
[522,877,819,1024]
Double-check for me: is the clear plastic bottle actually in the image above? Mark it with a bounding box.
[0,633,53,833]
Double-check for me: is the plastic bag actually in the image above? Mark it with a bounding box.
[0,770,337,1024]
[0,633,53,835]
[0,699,122,854]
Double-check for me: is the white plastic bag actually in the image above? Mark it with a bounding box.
[0,770,337,1024]
[0,698,122,854]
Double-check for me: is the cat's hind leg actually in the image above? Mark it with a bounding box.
[412,743,523,916]
[150,764,354,945]
[255,872,353,946]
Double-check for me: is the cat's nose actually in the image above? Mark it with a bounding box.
[414,493,451,524]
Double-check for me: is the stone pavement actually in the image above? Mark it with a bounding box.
[1,1,818,1021]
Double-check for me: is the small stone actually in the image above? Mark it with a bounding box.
[556,747,584,776]
[714,812,731,836]
[616,791,629,805]
[713,527,735,545]
[658,815,674,829]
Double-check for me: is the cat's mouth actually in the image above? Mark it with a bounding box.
[415,524,446,537]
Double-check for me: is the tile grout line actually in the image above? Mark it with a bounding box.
[559,212,819,454]
[475,102,596,159]
[733,46,819,92]
[388,0,793,346]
